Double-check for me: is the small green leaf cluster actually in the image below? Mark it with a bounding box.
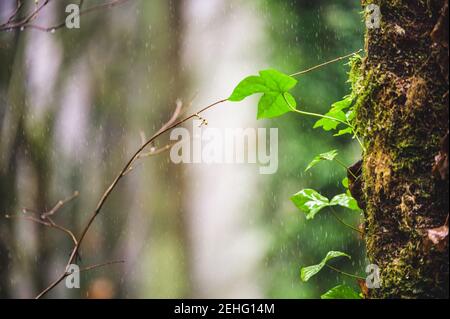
[290,189,359,220]
[228,67,364,149]
[300,251,350,282]
[300,251,362,299]
[305,149,338,171]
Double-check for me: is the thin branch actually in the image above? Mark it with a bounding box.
[0,0,51,29]
[23,0,51,25]
[287,50,367,152]
[6,191,80,246]
[326,264,366,280]
[126,100,184,175]
[41,191,79,219]
[329,207,363,234]
[46,217,78,247]
[290,49,363,77]
[154,99,184,136]
[6,214,78,246]
[122,142,177,177]
[0,0,132,32]
[5,0,24,24]
[35,260,124,299]
[78,260,124,273]
[138,142,177,158]
[35,98,228,299]
[6,214,50,227]
[35,273,66,299]
[333,157,359,180]
[289,100,352,127]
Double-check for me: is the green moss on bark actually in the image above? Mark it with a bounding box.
[356,0,449,298]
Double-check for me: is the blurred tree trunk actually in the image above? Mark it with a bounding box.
[0,30,21,298]
[2,35,55,296]
[166,0,192,297]
[146,0,192,297]
[356,0,449,298]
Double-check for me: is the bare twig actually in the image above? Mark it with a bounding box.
[46,217,79,247]
[78,260,124,273]
[41,191,79,219]
[290,49,363,77]
[0,0,51,29]
[6,191,80,246]
[329,207,363,234]
[154,99,184,136]
[35,260,124,299]
[23,0,51,25]
[35,98,228,299]
[4,0,24,24]
[138,142,177,158]
[122,142,177,177]
[0,0,132,32]
[326,264,365,280]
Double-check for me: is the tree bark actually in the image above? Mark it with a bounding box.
[355,0,449,298]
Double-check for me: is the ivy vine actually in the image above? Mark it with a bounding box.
[228,51,367,299]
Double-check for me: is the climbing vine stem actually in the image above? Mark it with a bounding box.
[325,265,365,281]
[329,207,363,234]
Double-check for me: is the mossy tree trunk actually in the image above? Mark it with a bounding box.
[355,0,449,298]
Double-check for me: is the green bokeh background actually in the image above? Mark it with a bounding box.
[0,0,366,298]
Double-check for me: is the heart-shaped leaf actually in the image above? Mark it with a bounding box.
[300,251,350,282]
[330,193,360,211]
[291,189,330,220]
[321,284,361,299]
[228,69,298,119]
[334,127,353,137]
[314,96,353,132]
[330,95,353,112]
[305,150,338,172]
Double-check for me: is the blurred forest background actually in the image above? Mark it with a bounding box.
[0,0,365,298]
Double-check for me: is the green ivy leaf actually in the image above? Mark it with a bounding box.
[345,109,356,122]
[313,110,347,131]
[321,285,361,299]
[228,69,297,119]
[228,76,269,101]
[334,127,353,137]
[330,193,360,211]
[342,177,349,189]
[300,251,350,282]
[305,150,338,172]
[258,91,297,119]
[292,189,360,217]
[291,189,330,220]
[313,96,352,132]
[331,96,353,112]
[313,115,343,131]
